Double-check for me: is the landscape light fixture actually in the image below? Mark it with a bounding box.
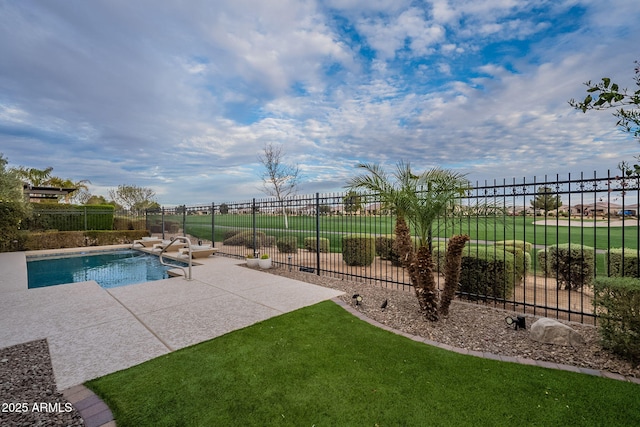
[352,294,363,306]
[505,315,526,330]
[288,256,292,272]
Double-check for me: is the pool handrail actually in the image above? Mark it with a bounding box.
[159,236,192,280]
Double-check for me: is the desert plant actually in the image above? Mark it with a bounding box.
[346,161,470,321]
[594,277,640,363]
[260,254,270,259]
[375,235,401,266]
[304,237,329,253]
[607,248,640,277]
[342,234,376,266]
[276,236,298,253]
[222,230,275,249]
[459,248,517,300]
[547,244,595,290]
[439,234,470,316]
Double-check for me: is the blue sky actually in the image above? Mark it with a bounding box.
[1,0,639,206]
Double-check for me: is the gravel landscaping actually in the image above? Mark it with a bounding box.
[0,339,83,427]
[266,266,640,379]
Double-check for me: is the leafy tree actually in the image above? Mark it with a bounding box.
[219,203,229,214]
[342,191,362,214]
[570,60,640,174]
[258,143,300,229]
[346,162,470,321]
[108,185,157,214]
[12,165,90,202]
[0,154,30,251]
[530,186,562,211]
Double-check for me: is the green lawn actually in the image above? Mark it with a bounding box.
[172,213,639,252]
[86,301,640,426]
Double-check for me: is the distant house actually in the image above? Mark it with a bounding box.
[23,184,76,203]
[571,202,622,217]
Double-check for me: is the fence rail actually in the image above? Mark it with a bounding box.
[14,170,640,323]
[141,170,640,324]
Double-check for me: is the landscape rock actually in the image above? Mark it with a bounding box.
[530,318,585,346]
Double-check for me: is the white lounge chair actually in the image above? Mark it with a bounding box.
[152,240,188,252]
[179,245,218,259]
[132,237,163,248]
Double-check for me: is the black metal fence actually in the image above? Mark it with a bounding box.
[144,170,640,324]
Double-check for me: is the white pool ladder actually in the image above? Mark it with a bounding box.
[159,236,192,280]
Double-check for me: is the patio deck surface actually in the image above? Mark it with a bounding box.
[0,246,343,390]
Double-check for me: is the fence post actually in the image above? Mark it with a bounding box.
[84,206,88,231]
[252,198,258,258]
[182,205,186,237]
[316,193,320,275]
[211,202,215,246]
[161,207,165,240]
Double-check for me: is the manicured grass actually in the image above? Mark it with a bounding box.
[86,301,640,426]
[177,213,639,252]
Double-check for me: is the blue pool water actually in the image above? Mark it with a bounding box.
[27,249,188,289]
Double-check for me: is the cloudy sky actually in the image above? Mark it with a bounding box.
[1,0,639,206]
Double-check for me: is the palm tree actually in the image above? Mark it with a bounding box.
[346,161,470,321]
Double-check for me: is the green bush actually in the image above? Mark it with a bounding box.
[430,242,450,272]
[459,247,517,300]
[494,240,533,252]
[547,244,595,290]
[304,237,329,253]
[222,230,275,249]
[342,234,376,266]
[276,236,298,253]
[594,277,640,363]
[607,248,640,278]
[499,245,531,279]
[148,220,180,234]
[22,230,149,250]
[25,204,115,231]
[0,201,28,252]
[375,235,401,266]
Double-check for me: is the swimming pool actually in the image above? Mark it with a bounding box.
[27,249,188,289]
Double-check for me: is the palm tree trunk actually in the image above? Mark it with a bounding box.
[439,234,470,317]
[395,216,439,321]
[415,245,439,321]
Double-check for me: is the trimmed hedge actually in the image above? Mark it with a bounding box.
[222,230,275,249]
[26,204,115,231]
[607,248,640,278]
[594,277,640,362]
[342,234,376,266]
[21,230,149,250]
[276,236,299,253]
[494,240,533,252]
[375,235,401,266]
[459,247,517,300]
[304,237,329,253]
[544,244,595,290]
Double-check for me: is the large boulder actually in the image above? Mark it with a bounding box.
[530,318,585,346]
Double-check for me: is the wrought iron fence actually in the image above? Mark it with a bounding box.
[146,170,640,324]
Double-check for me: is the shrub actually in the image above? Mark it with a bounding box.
[594,277,640,363]
[342,234,376,266]
[25,204,115,231]
[499,245,531,279]
[459,247,517,300]
[304,237,329,253]
[547,244,595,290]
[375,235,401,266]
[430,242,449,272]
[113,217,146,231]
[222,229,243,240]
[607,248,640,278]
[222,230,275,249]
[22,230,149,250]
[276,236,298,253]
[494,240,533,252]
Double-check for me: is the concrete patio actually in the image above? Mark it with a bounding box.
[0,247,343,390]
